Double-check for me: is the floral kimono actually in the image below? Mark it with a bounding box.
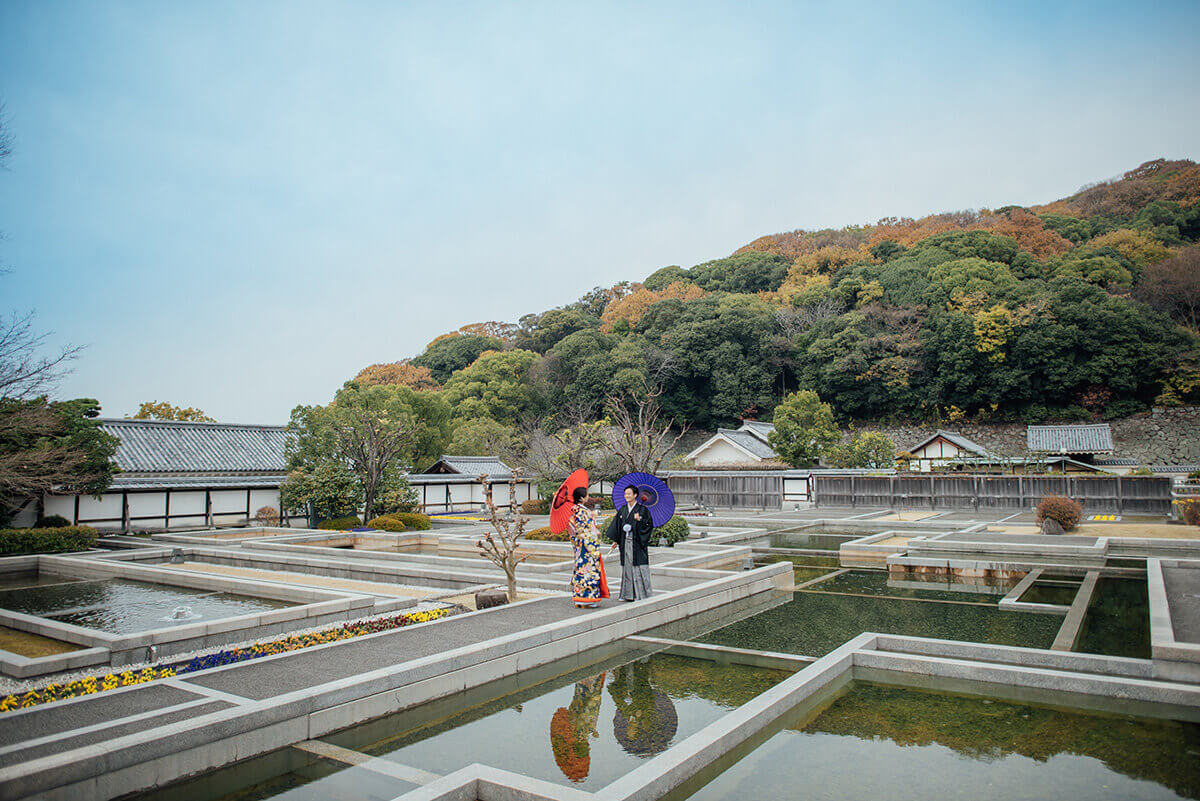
[569,504,609,606]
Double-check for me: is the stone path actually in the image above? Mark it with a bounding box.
[1163,565,1200,644]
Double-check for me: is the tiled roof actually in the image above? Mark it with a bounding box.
[1151,464,1200,474]
[108,474,286,490]
[1026,423,1114,454]
[424,455,514,478]
[718,428,779,460]
[100,419,287,474]
[907,430,991,457]
[1094,457,1138,466]
[738,420,776,444]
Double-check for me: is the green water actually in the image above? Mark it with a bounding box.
[812,570,1015,603]
[324,648,791,790]
[696,590,1060,657]
[1077,578,1151,659]
[1019,581,1080,606]
[754,554,839,584]
[0,573,82,591]
[125,745,414,801]
[668,682,1200,801]
[754,531,861,551]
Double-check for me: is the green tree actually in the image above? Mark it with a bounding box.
[448,417,520,458]
[130,400,215,422]
[768,390,840,467]
[513,307,599,353]
[826,431,896,468]
[285,382,451,520]
[411,334,503,383]
[0,397,117,524]
[279,462,362,521]
[442,348,541,424]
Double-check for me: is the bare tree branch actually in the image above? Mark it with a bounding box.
[0,309,82,399]
[474,470,530,602]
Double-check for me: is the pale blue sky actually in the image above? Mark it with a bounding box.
[2,1,1198,422]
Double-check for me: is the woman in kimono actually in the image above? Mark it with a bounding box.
[549,671,606,783]
[605,485,654,601]
[568,487,609,608]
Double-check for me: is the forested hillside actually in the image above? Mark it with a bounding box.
[364,159,1200,433]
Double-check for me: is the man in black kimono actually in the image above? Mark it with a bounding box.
[605,485,655,601]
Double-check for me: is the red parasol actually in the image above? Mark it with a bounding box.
[550,469,589,534]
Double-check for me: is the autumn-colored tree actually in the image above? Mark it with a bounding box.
[1089,229,1172,271]
[981,208,1072,259]
[131,401,215,422]
[353,361,440,391]
[600,282,704,332]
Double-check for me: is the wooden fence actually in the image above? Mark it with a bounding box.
[666,473,786,509]
[812,474,1173,515]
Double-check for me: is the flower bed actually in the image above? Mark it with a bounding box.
[0,607,451,712]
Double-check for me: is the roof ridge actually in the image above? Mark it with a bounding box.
[101,418,285,430]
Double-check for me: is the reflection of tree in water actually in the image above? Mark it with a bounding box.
[550,672,606,783]
[609,658,678,757]
[802,683,1200,799]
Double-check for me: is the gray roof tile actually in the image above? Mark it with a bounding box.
[1026,423,1114,454]
[424,455,513,478]
[718,428,779,460]
[101,419,288,473]
[907,429,991,457]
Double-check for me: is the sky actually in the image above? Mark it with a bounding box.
[1,1,1199,424]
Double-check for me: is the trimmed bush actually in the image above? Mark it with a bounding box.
[33,515,71,529]
[392,512,431,531]
[655,516,691,547]
[1035,495,1083,532]
[520,498,549,515]
[0,526,98,555]
[366,515,406,532]
[525,526,568,541]
[252,506,281,525]
[1180,499,1200,527]
[317,516,362,531]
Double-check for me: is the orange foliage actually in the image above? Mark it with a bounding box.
[425,321,516,350]
[1035,159,1200,218]
[353,360,441,391]
[734,227,871,261]
[868,212,982,249]
[980,208,1072,259]
[600,282,704,332]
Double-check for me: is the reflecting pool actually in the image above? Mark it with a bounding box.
[694,589,1060,657]
[324,648,792,790]
[752,530,861,551]
[1077,577,1151,659]
[667,682,1200,801]
[0,578,292,634]
[126,744,414,801]
[1019,580,1080,606]
[753,554,839,584]
[812,570,1016,603]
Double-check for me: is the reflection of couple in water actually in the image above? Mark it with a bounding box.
[549,658,680,783]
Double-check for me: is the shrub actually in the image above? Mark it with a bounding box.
[252,506,281,525]
[316,516,362,531]
[33,515,71,529]
[366,515,406,532]
[525,526,568,541]
[0,526,98,555]
[1129,467,1154,476]
[596,496,615,510]
[1179,499,1200,527]
[655,516,691,547]
[391,511,431,530]
[520,498,549,515]
[1035,495,1083,532]
[1187,470,1200,481]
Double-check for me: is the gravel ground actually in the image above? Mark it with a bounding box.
[0,600,457,696]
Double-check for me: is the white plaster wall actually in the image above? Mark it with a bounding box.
[691,439,761,467]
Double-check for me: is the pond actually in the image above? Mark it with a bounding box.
[811,570,1017,603]
[665,681,1200,801]
[324,647,792,790]
[1076,577,1151,659]
[751,530,863,551]
[753,554,839,584]
[0,578,292,634]
[690,589,1061,657]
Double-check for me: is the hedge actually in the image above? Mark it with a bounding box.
[655,516,690,547]
[316,516,362,531]
[33,515,71,529]
[366,516,406,532]
[0,526,98,555]
[525,526,567,541]
[391,512,431,531]
[520,499,549,515]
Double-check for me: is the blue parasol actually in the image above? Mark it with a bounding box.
[612,472,675,528]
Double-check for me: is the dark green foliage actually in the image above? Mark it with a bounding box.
[411,334,503,382]
[33,515,71,528]
[316,516,362,530]
[514,307,599,353]
[686,252,790,293]
[392,511,431,530]
[643,265,689,290]
[655,515,690,546]
[0,526,98,555]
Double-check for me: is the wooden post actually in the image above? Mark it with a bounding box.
[849,475,856,508]
[1117,476,1124,515]
[165,490,171,530]
[73,494,80,526]
[930,476,936,510]
[121,493,130,533]
[205,489,212,527]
